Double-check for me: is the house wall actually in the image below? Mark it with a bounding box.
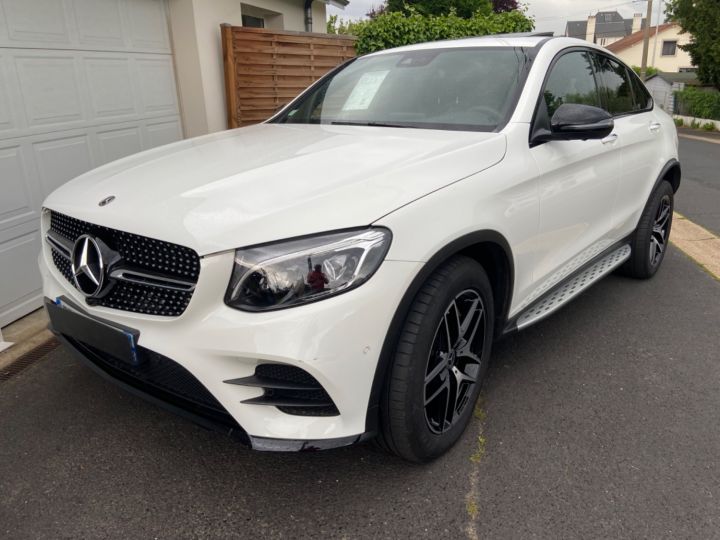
[611,26,694,72]
[168,0,327,137]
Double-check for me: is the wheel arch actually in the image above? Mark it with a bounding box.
[659,158,681,193]
[365,230,514,434]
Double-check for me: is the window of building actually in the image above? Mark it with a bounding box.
[662,41,677,56]
[242,14,264,28]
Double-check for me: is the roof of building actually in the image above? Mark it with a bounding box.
[646,71,699,85]
[566,20,588,40]
[565,11,646,40]
[605,23,676,52]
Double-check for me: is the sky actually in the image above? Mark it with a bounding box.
[327,0,665,36]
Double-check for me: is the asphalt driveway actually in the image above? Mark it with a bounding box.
[1,245,719,539]
[676,135,720,235]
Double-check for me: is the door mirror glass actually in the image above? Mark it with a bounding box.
[549,103,614,140]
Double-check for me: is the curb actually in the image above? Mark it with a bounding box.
[671,212,720,281]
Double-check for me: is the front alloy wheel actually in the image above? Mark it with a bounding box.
[424,290,486,434]
[379,256,494,462]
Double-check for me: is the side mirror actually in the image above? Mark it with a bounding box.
[532,103,614,144]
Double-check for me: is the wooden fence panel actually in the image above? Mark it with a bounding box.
[221,25,356,128]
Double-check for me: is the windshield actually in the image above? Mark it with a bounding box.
[273,47,528,132]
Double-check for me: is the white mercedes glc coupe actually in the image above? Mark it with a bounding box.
[40,35,680,462]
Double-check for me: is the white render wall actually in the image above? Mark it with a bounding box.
[610,26,694,72]
[168,0,328,137]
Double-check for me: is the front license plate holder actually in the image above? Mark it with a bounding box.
[46,297,141,366]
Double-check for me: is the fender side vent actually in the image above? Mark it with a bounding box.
[225,364,339,417]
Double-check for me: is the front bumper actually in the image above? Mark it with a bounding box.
[40,242,422,448]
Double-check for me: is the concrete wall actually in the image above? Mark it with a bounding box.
[168,0,327,137]
[612,26,694,72]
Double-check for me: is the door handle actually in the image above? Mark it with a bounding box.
[649,122,662,132]
[601,133,618,144]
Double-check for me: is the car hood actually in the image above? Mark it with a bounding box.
[44,124,506,255]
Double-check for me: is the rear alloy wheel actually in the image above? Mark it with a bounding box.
[379,256,494,462]
[621,180,674,279]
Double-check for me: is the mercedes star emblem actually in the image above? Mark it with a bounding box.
[71,235,105,297]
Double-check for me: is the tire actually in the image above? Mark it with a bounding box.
[621,180,674,279]
[378,256,494,462]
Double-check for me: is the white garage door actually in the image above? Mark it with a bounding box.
[0,0,183,327]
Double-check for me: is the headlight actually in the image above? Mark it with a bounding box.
[225,228,392,311]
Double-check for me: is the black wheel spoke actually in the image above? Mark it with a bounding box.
[425,355,448,384]
[649,195,672,267]
[424,289,486,435]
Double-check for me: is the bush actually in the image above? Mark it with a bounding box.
[690,118,701,129]
[674,86,720,120]
[631,65,659,78]
[348,9,534,55]
[702,121,717,131]
[674,117,684,127]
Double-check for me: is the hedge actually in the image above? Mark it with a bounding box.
[345,10,534,55]
[675,86,720,120]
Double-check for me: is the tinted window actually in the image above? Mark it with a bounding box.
[628,69,653,111]
[542,51,601,118]
[594,55,634,115]
[275,48,525,132]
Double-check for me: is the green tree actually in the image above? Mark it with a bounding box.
[385,0,493,18]
[667,0,720,90]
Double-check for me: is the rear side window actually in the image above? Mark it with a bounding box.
[543,51,601,118]
[628,69,653,111]
[594,55,634,115]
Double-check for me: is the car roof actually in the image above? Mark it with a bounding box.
[365,35,592,57]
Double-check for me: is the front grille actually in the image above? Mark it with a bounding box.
[49,211,200,317]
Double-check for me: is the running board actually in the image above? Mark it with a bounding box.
[514,244,632,330]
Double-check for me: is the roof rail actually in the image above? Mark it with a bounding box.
[492,31,555,38]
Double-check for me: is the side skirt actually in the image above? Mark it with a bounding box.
[504,242,632,334]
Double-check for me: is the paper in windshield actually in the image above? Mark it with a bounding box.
[342,71,389,111]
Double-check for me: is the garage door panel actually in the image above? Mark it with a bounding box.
[0,53,15,132]
[145,119,182,149]
[33,134,93,196]
[96,125,142,165]
[73,0,126,49]
[15,55,84,127]
[85,57,137,119]
[135,57,178,115]
[127,0,170,52]
[1,0,71,45]
[0,143,39,229]
[0,228,42,328]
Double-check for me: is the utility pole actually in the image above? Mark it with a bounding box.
[640,0,654,80]
[651,0,662,69]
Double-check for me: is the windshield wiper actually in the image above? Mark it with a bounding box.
[330,121,418,129]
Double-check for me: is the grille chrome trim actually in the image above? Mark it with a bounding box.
[109,268,196,292]
[45,231,72,260]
